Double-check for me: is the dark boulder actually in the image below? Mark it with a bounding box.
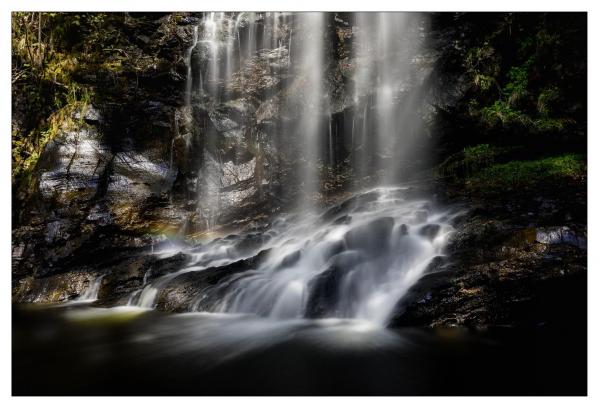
[418,224,441,241]
[304,265,346,318]
[344,217,395,256]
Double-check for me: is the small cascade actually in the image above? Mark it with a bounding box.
[75,274,106,302]
[126,289,141,306]
[137,285,159,309]
[127,269,152,306]
[129,267,175,309]
[123,186,458,327]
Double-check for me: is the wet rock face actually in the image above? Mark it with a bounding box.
[154,249,270,312]
[418,224,441,241]
[389,239,586,329]
[12,238,193,307]
[108,151,174,199]
[305,265,347,318]
[535,226,587,249]
[228,47,291,97]
[39,126,109,202]
[37,114,174,206]
[13,270,97,303]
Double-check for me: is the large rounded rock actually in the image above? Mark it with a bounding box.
[343,217,395,256]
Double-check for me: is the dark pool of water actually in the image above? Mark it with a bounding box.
[12,304,586,396]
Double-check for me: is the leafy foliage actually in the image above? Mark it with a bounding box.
[459,13,585,135]
[436,144,512,179]
[12,13,99,186]
[11,12,178,189]
[481,100,528,126]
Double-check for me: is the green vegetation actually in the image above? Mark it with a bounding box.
[12,13,97,185]
[467,154,586,190]
[465,42,500,93]
[481,100,527,127]
[436,144,513,179]
[461,14,585,136]
[12,100,90,186]
[436,142,586,194]
[11,12,182,190]
[435,13,587,196]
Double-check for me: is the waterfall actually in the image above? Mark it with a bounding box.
[180,12,295,232]
[189,13,229,230]
[128,12,446,327]
[74,274,106,302]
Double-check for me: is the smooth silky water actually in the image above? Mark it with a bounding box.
[13,301,581,395]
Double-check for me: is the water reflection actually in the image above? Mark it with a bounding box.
[12,304,586,396]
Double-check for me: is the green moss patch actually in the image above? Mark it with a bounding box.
[436,144,515,179]
[467,154,586,190]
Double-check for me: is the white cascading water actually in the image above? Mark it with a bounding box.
[128,187,459,325]
[209,187,456,325]
[195,12,227,229]
[126,12,451,326]
[74,274,106,303]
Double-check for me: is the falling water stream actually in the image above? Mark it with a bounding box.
[124,12,441,324]
[72,274,106,303]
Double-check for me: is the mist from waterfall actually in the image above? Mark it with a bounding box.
[294,12,326,209]
[352,12,431,184]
